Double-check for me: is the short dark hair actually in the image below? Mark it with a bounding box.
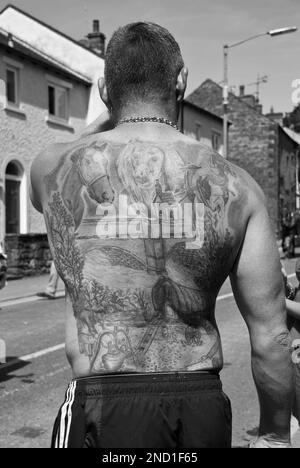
[105,22,184,113]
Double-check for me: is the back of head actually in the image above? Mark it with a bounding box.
[105,22,184,118]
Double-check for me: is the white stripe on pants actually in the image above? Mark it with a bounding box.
[55,381,76,448]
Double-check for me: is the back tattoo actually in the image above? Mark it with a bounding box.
[43,138,248,373]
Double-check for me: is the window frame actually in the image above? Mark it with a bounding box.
[46,74,72,124]
[6,66,19,106]
[195,122,202,142]
[3,57,25,114]
[48,83,69,121]
[211,129,222,152]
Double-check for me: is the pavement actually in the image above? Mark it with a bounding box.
[0,267,299,448]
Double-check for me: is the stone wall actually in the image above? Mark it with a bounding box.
[5,234,51,277]
[278,127,298,220]
[227,98,279,228]
[186,79,299,232]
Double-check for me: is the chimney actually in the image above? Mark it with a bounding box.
[93,20,99,33]
[79,19,106,58]
[238,85,256,108]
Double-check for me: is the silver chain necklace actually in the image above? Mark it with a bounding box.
[118,116,180,131]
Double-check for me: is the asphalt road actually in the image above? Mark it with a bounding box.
[0,263,299,448]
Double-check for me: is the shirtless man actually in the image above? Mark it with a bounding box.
[30,22,293,448]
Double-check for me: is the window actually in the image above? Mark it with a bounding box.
[5,161,25,235]
[195,123,202,141]
[212,130,222,152]
[3,57,24,115]
[46,75,73,128]
[6,67,18,106]
[48,84,69,120]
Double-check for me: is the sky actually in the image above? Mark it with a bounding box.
[1,0,300,113]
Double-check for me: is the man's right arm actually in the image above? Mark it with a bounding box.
[230,184,294,448]
[30,143,62,214]
[30,155,43,214]
[30,110,113,213]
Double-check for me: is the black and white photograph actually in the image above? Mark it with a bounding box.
[0,0,300,451]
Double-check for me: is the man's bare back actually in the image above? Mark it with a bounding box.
[31,127,251,378]
[30,19,294,447]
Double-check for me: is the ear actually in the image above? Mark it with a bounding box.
[98,77,109,106]
[176,67,188,102]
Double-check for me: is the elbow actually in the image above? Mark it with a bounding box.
[250,327,292,359]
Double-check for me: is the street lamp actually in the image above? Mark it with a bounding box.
[223,26,297,159]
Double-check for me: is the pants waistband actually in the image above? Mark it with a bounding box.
[71,371,222,398]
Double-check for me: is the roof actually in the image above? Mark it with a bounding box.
[0,4,106,123]
[186,78,272,124]
[282,127,300,146]
[186,79,224,117]
[0,5,104,82]
[187,79,300,148]
[0,27,92,85]
[183,99,227,124]
[0,4,102,59]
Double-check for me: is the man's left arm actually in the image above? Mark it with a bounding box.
[230,189,294,448]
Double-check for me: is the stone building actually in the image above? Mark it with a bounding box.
[0,5,106,275]
[186,79,300,232]
[180,100,226,156]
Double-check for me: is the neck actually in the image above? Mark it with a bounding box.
[113,101,178,124]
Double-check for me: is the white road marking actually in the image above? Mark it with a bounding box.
[0,291,65,308]
[0,344,65,371]
[20,344,65,361]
